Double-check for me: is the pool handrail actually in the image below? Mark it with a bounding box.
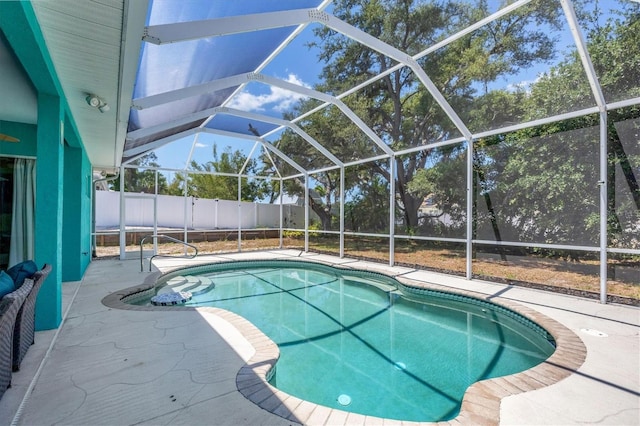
[140,234,198,272]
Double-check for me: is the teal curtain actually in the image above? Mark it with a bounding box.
[9,158,35,266]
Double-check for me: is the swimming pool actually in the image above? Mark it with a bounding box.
[129,260,556,422]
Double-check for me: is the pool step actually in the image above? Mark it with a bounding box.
[158,275,214,296]
[190,276,215,296]
[158,276,199,294]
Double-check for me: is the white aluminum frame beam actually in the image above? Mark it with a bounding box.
[126,105,343,170]
[265,0,533,142]
[125,123,306,178]
[201,128,307,175]
[143,8,472,142]
[131,73,249,110]
[143,9,313,45]
[322,13,473,141]
[131,72,393,156]
[127,105,226,142]
[561,0,608,303]
[335,0,533,105]
[261,146,283,179]
[115,0,150,169]
[124,127,199,160]
[211,4,330,141]
[560,0,607,111]
[185,132,200,169]
[217,107,343,166]
[132,72,332,110]
[240,142,261,176]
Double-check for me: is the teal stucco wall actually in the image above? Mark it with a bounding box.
[34,92,64,330]
[0,121,37,157]
[62,146,92,281]
[1,2,93,330]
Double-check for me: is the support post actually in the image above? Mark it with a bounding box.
[599,111,608,303]
[153,170,158,253]
[119,164,126,259]
[389,156,395,266]
[183,170,188,251]
[34,93,63,330]
[238,175,242,252]
[304,174,309,252]
[279,178,283,248]
[466,139,474,280]
[340,166,345,258]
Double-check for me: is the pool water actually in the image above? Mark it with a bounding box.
[146,262,555,422]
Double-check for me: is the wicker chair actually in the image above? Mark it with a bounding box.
[12,264,52,371]
[0,277,33,399]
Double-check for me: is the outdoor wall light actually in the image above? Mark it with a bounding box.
[85,94,110,113]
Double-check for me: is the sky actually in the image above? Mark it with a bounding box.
[151,24,324,173]
[147,0,635,177]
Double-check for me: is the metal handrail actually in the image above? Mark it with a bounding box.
[140,234,198,271]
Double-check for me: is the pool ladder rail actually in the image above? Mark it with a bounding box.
[140,234,199,272]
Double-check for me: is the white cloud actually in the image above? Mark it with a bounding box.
[506,75,543,93]
[195,142,207,148]
[227,73,310,113]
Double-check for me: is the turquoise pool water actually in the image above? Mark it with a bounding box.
[137,261,555,422]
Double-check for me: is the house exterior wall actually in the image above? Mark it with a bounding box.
[62,146,92,281]
[1,2,93,330]
[34,92,64,330]
[0,121,37,157]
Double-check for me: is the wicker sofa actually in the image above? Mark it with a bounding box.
[0,277,33,399]
[13,264,52,371]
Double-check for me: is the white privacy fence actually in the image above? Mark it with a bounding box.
[95,191,307,230]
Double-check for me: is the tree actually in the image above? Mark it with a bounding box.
[263,100,376,230]
[304,0,561,232]
[421,3,639,248]
[491,4,638,248]
[344,168,390,233]
[110,153,167,193]
[170,145,269,201]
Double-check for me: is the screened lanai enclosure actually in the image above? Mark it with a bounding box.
[94,0,640,305]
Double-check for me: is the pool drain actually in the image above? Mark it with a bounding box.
[394,361,406,370]
[337,394,351,406]
[580,328,608,337]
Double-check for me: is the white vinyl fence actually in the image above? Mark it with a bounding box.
[95,191,307,230]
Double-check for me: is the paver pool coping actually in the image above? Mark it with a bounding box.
[102,257,587,426]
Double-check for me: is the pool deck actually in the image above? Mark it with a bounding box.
[1,249,638,425]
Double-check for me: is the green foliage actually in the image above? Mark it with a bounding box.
[475,124,601,244]
[169,145,271,201]
[406,168,435,200]
[344,169,390,233]
[279,0,639,249]
[263,101,378,230]
[301,0,564,232]
[119,1,637,253]
[283,230,304,238]
[308,221,323,231]
[110,153,167,193]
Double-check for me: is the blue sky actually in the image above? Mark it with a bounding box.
[152,24,324,172]
[149,0,635,175]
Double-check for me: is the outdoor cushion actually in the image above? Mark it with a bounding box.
[6,260,38,288]
[0,271,15,298]
[12,264,52,371]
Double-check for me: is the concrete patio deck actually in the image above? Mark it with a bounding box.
[1,249,638,425]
